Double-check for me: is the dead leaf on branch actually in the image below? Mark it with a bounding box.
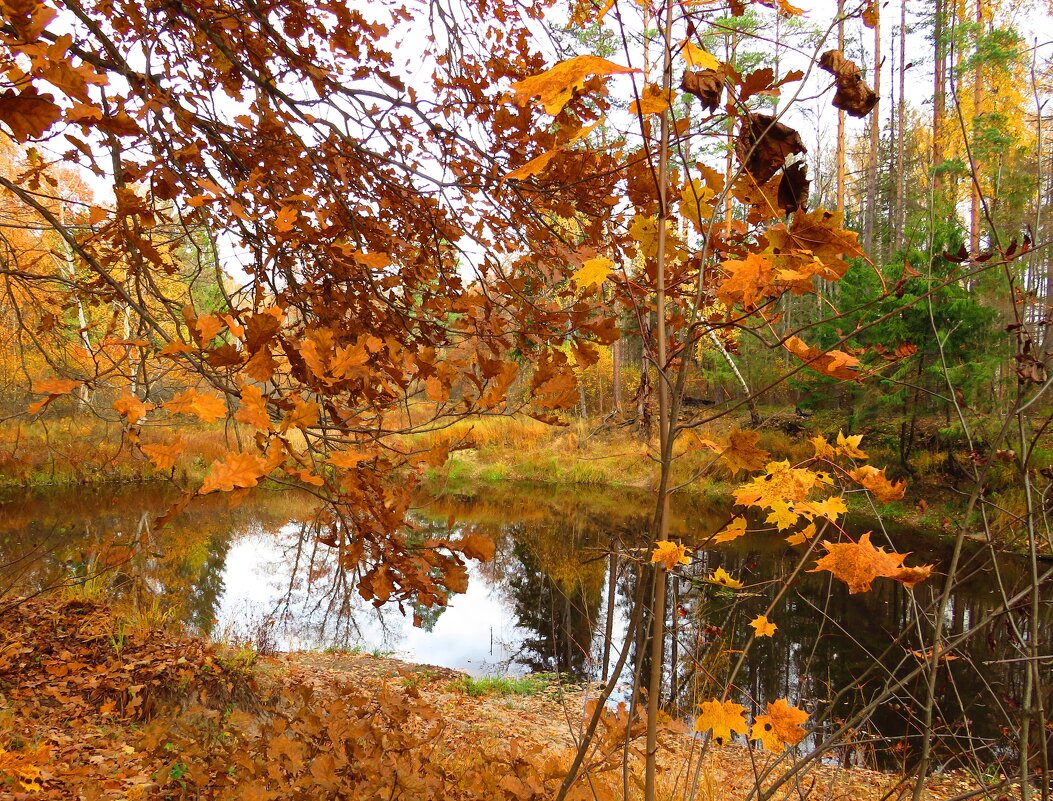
[818,50,878,118]
[777,161,809,214]
[0,87,62,141]
[681,69,724,112]
[735,113,806,184]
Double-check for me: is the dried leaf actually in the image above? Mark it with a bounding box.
[777,161,809,214]
[736,113,806,184]
[784,336,862,381]
[681,69,724,112]
[0,88,62,141]
[818,50,878,118]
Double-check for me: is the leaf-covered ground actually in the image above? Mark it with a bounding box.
[0,599,988,799]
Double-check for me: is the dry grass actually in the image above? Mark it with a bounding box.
[0,416,235,487]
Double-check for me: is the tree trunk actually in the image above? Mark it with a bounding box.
[969,0,983,254]
[864,7,881,257]
[933,0,946,190]
[895,0,907,250]
[836,0,846,215]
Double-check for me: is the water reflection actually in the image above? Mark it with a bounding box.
[1,481,1049,772]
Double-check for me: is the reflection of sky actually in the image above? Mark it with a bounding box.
[214,521,636,681]
[216,524,538,676]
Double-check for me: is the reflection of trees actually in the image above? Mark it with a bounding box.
[504,538,602,678]
[0,485,314,632]
[671,535,1053,771]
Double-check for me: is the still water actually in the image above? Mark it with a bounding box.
[1,481,1049,770]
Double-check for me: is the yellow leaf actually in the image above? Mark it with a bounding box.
[750,614,777,638]
[734,460,821,510]
[511,55,638,116]
[835,430,868,459]
[752,699,808,750]
[797,496,847,522]
[714,516,748,543]
[694,699,748,744]
[705,566,743,589]
[651,540,691,571]
[765,500,798,531]
[679,176,715,230]
[633,83,671,115]
[572,256,614,288]
[786,521,817,545]
[810,435,834,459]
[682,41,720,70]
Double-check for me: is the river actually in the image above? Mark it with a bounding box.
[1,481,1048,771]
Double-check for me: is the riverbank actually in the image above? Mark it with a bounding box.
[0,597,992,800]
[1,410,1033,550]
[415,413,985,540]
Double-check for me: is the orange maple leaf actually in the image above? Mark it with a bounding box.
[752,698,808,750]
[511,55,638,115]
[651,540,691,571]
[750,614,777,637]
[716,253,774,311]
[850,465,907,502]
[810,532,933,593]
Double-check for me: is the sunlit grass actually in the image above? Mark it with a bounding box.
[451,674,550,698]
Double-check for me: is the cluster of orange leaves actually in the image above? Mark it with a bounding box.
[651,430,931,751]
